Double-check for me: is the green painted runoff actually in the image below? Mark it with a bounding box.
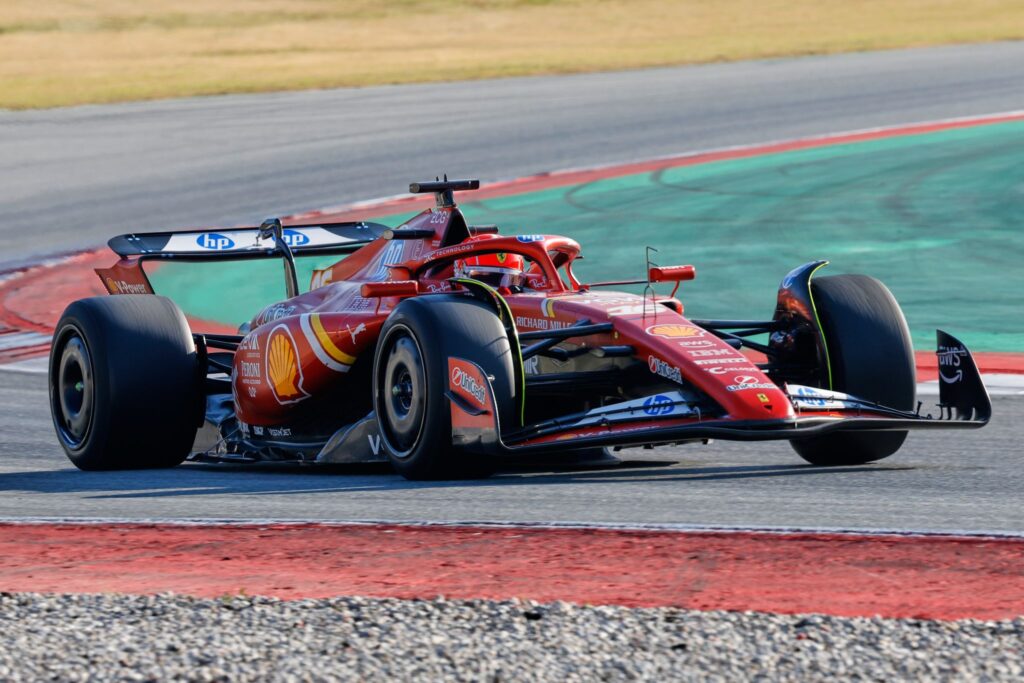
[149,120,1024,351]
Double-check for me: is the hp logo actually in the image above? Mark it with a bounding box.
[642,394,674,416]
[280,229,310,247]
[196,233,235,250]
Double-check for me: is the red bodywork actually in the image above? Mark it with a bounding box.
[207,204,791,434]
[94,187,989,461]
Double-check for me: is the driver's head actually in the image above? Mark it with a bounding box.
[454,235,525,289]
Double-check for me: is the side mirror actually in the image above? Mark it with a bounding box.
[648,265,696,282]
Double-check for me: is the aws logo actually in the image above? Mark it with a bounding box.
[266,325,310,404]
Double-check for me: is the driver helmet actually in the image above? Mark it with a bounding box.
[454,235,525,289]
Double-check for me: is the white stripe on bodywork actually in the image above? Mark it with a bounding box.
[298,314,351,373]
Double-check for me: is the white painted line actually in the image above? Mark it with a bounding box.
[0,331,51,350]
[0,516,1021,540]
[918,373,1024,396]
[0,356,48,374]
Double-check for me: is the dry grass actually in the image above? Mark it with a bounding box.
[2,0,1022,109]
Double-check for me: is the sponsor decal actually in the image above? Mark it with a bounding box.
[793,385,828,407]
[726,374,775,392]
[253,425,264,436]
[642,394,675,416]
[937,344,968,384]
[451,365,487,406]
[265,325,310,404]
[605,304,648,317]
[267,426,292,437]
[692,357,748,365]
[757,393,770,403]
[540,298,557,318]
[687,348,735,358]
[426,282,451,293]
[347,322,366,343]
[516,316,570,331]
[676,340,715,348]
[705,364,759,374]
[367,433,382,455]
[648,355,683,384]
[258,304,296,325]
[238,334,259,352]
[524,356,541,376]
[516,235,545,243]
[196,232,235,250]
[426,242,475,261]
[647,324,705,338]
[278,229,309,247]
[104,277,148,295]
[787,384,854,410]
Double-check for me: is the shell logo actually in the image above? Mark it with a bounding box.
[105,278,119,294]
[266,325,310,404]
[646,324,705,338]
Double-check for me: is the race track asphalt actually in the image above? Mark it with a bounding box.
[2,368,1021,533]
[3,41,1024,262]
[2,42,1023,531]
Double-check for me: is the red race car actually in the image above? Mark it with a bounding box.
[49,179,990,479]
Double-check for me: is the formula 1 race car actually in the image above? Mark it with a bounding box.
[49,179,991,479]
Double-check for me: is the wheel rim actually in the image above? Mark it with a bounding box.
[377,328,427,458]
[52,332,94,450]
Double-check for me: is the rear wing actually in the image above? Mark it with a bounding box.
[99,219,390,300]
[108,220,389,261]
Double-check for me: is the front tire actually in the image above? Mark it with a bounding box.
[372,296,515,480]
[49,296,201,470]
[791,274,916,466]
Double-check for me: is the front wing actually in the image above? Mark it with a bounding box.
[448,330,991,455]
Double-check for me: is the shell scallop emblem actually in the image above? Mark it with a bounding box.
[646,324,705,338]
[266,325,310,404]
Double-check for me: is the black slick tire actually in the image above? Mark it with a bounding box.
[372,296,515,480]
[790,274,916,466]
[49,295,201,470]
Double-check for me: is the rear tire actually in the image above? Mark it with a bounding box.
[372,296,515,480]
[790,274,915,466]
[49,296,201,470]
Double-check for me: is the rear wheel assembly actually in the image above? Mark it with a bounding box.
[49,295,202,470]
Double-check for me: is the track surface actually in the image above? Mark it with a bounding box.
[2,43,1024,532]
[2,369,1021,533]
[3,42,1024,262]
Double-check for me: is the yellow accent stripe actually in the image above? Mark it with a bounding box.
[806,261,833,390]
[310,313,357,365]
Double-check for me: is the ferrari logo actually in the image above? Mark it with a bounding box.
[757,393,770,403]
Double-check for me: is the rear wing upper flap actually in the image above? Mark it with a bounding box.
[107,221,390,260]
